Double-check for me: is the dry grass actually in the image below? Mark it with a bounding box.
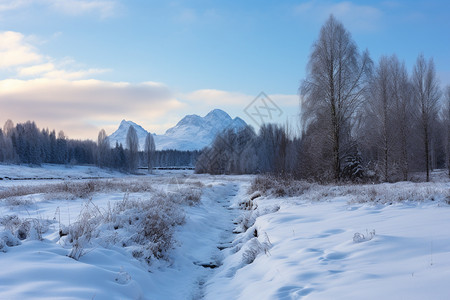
[250,175,449,204]
[249,175,311,198]
[0,179,154,202]
[63,191,187,263]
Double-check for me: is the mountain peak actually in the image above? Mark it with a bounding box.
[205,109,229,118]
[109,108,247,151]
[109,119,150,150]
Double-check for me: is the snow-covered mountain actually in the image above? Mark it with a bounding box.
[108,120,150,150]
[108,109,247,151]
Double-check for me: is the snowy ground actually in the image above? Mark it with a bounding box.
[0,165,449,299]
[206,182,450,300]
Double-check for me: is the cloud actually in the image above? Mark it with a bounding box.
[0,31,42,68]
[0,31,111,80]
[0,78,186,139]
[294,1,383,32]
[0,0,27,12]
[0,0,119,18]
[0,30,185,139]
[38,66,111,80]
[46,0,119,19]
[183,89,253,106]
[181,89,299,129]
[17,63,55,77]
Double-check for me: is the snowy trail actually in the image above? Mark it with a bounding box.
[144,179,245,300]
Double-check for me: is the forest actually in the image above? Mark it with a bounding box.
[196,16,450,182]
[0,120,199,171]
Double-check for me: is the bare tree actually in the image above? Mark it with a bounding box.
[390,55,413,180]
[360,55,414,181]
[126,126,139,172]
[301,15,372,181]
[97,129,110,167]
[444,85,450,176]
[369,56,393,181]
[412,54,441,182]
[3,119,14,137]
[144,133,155,173]
[1,120,16,162]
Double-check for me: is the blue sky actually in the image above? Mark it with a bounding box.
[0,0,449,139]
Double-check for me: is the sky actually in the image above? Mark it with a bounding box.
[0,0,449,140]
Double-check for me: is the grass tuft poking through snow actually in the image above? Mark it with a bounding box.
[62,185,202,264]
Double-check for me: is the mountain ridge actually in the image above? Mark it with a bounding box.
[108,109,247,151]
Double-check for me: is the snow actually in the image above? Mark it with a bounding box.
[0,164,124,192]
[205,180,450,300]
[108,109,247,151]
[0,165,449,299]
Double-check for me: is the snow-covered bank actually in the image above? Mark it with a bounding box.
[0,173,250,299]
[205,180,450,300]
[1,169,449,299]
[0,164,124,181]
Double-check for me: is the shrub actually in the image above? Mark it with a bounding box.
[249,175,311,198]
[64,191,186,263]
[0,214,49,242]
[353,230,376,243]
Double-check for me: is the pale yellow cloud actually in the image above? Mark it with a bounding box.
[43,68,111,80]
[17,63,55,76]
[0,78,186,139]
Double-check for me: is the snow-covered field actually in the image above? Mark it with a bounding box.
[0,164,449,299]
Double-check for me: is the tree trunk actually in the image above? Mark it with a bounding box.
[424,123,430,182]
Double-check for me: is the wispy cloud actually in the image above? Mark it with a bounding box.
[46,0,119,19]
[181,89,299,129]
[0,31,111,80]
[294,1,383,32]
[0,0,119,18]
[0,0,27,12]
[0,31,42,68]
[18,63,111,80]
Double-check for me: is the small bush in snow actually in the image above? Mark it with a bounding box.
[353,230,376,243]
[0,214,49,241]
[0,230,21,252]
[176,187,202,206]
[242,237,272,264]
[3,197,35,207]
[67,200,101,260]
[249,175,311,198]
[64,191,187,264]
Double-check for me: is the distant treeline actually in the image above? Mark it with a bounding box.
[0,120,200,171]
